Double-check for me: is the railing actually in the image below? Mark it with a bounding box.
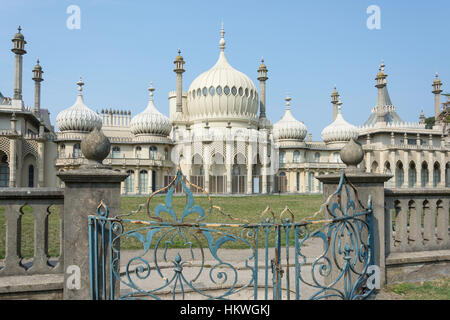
[385,188,450,254]
[0,188,64,277]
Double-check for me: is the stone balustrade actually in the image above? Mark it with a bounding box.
[385,188,450,254]
[0,188,64,277]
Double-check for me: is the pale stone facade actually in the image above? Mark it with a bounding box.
[0,27,448,194]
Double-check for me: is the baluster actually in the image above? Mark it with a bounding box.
[408,200,422,250]
[28,204,51,274]
[0,205,26,276]
[53,203,64,273]
[394,200,407,249]
[436,200,449,246]
[384,198,394,253]
[422,200,436,247]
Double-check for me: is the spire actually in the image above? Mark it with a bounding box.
[331,85,340,120]
[219,22,226,52]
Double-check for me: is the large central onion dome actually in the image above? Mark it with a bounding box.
[187,26,258,123]
[56,78,102,132]
[130,84,171,136]
[273,96,307,141]
[321,103,358,144]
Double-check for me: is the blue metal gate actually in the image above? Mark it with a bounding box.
[88,169,375,300]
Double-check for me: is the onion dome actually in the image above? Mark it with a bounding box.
[130,83,171,136]
[187,25,258,123]
[273,96,307,141]
[56,78,102,132]
[321,103,358,144]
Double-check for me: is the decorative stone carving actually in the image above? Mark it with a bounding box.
[340,138,364,172]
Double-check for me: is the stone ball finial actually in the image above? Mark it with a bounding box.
[340,138,364,172]
[81,127,111,168]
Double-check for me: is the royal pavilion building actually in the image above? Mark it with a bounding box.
[0,26,448,194]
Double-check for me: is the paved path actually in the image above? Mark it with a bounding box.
[117,238,326,299]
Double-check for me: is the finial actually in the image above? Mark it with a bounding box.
[285,94,291,110]
[178,48,181,55]
[36,58,40,65]
[261,57,264,63]
[148,82,155,100]
[77,77,84,94]
[337,99,343,113]
[18,25,22,33]
[219,22,225,51]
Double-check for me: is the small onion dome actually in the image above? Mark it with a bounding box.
[56,78,102,132]
[33,59,42,71]
[321,104,358,144]
[433,73,442,85]
[273,96,307,141]
[14,26,24,40]
[130,83,171,136]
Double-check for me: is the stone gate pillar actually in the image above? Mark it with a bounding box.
[317,138,392,288]
[58,128,128,300]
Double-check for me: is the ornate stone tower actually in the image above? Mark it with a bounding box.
[375,62,388,123]
[257,58,268,120]
[11,26,27,106]
[32,59,44,118]
[331,86,339,121]
[173,49,185,114]
[432,73,443,126]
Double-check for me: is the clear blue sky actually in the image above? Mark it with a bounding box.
[0,0,448,139]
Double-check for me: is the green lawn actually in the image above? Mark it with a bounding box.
[383,277,450,300]
[0,194,324,259]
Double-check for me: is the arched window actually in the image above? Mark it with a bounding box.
[149,146,157,160]
[371,161,379,173]
[0,153,9,187]
[433,163,441,187]
[446,163,450,188]
[139,170,148,194]
[308,172,315,192]
[296,172,300,191]
[421,162,429,188]
[112,146,120,158]
[28,165,34,187]
[125,170,134,193]
[396,162,404,188]
[408,162,417,188]
[293,151,300,163]
[73,143,81,158]
[135,146,142,159]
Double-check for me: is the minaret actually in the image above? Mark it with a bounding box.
[331,86,339,120]
[257,57,268,119]
[375,61,388,123]
[11,26,27,103]
[432,73,443,124]
[173,49,185,114]
[32,59,44,118]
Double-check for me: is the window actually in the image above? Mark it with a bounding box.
[245,88,249,97]
[224,86,230,95]
[433,163,440,187]
[202,87,207,96]
[135,146,142,159]
[139,170,148,194]
[249,90,253,99]
[112,146,120,158]
[293,151,300,163]
[209,86,215,96]
[333,152,340,163]
[280,151,286,164]
[296,172,300,191]
[396,163,404,188]
[73,144,82,158]
[0,154,9,187]
[216,86,222,95]
[231,87,237,96]
[164,148,169,161]
[125,170,134,193]
[59,144,66,158]
[197,88,201,97]
[408,163,416,187]
[28,165,34,187]
[314,152,320,163]
[421,163,429,187]
[149,146,157,160]
[238,87,243,96]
